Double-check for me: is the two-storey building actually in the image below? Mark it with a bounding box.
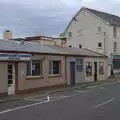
[61,7,120,76]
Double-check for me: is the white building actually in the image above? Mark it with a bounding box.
[61,7,120,76]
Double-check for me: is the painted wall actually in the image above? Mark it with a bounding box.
[30,38,62,47]
[84,57,108,82]
[64,8,120,57]
[17,55,66,91]
[0,62,8,94]
[66,56,84,85]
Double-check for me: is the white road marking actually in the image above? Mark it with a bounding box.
[92,97,115,109]
[75,90,91,93]
[0,100,49,115]
[87,86,97,89]
[100,87,104,89]
[0,94,79,115]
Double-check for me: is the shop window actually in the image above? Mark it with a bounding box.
[27,60,42,76]
[86,62,92,76]
[99,62,104,74]
[76,59,83,72]
[113,59,120,69]
[49,61,61,74]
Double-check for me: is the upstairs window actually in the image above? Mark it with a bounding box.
[68,32,72,37]
[79,44,82,48]
[113,26,117,37]
[114,41,117,52]
[98,42,102,48]
[97,27,101,32]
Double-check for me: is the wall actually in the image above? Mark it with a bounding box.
[0,62,8,94]
[84,57,108,82]
[17,55,66,91]
[30,38,62,47]
[64,8,116,57]
[66,56,84,85]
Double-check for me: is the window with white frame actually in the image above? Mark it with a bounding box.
[76,59,83,72]
[86,62,92,76]
[49,61,61,75]
[99,62,104,74]
[68,32,72,37]
[97,26,102,32]
[27,60,42,76]
[113,26,117,38]
[113,41,117,52]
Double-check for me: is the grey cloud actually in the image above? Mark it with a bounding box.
[0,0,120,38]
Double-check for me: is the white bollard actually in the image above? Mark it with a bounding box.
[47,95,50,101]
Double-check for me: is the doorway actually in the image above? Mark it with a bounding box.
[94,62,98,81]
[8,63,15,95]
[70,62,76,86]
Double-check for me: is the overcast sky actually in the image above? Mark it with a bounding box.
[0,0,120,38]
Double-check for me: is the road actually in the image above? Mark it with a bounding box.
[0,81,120,120]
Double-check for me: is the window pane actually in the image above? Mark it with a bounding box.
[86,62,92,76]
[27,62,31,76]
[49,61,61,74]
[53,61,60,74]
[99,62,104,74]
[32,62,40,76]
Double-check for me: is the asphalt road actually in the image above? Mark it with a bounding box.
[0,81,120,120]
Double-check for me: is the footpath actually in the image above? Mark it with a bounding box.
[0,76,120,104]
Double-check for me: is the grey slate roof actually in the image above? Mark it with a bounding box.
[0,39,105,57]
[86,8,120,26]
[63,7,120,35]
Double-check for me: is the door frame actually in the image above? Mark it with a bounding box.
[8,62,16,95]
[94,62,98,82]
[70,61,76,86]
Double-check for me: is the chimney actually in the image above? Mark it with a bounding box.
[3,30,12,40]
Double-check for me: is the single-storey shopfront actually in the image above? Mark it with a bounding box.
[0,40,108,96]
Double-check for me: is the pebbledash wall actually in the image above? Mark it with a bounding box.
[84,57,108,82]
[16,55,66,93]
[66,56,108,86]
[0,62,8,95]
[0,54,108,95]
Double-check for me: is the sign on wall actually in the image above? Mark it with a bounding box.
[0,53,32,61]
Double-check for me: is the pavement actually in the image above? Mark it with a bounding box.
[0,78,120,119]
[0,77,118,103]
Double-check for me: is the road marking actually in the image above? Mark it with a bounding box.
[92,97,115,109]
[75,90,91,93]
[0,100,49,115]
[0,93,79,115]
[87,86,97,89]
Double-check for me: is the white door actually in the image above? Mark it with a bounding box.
[8,63,15,95]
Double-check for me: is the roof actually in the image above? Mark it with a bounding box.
[86,8,120,26]
[63,7,120,35]
[0,40,106,57]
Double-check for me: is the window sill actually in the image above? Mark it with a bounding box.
[26,76,44,80]
[48,74,61,78]
[100,73,104,75]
